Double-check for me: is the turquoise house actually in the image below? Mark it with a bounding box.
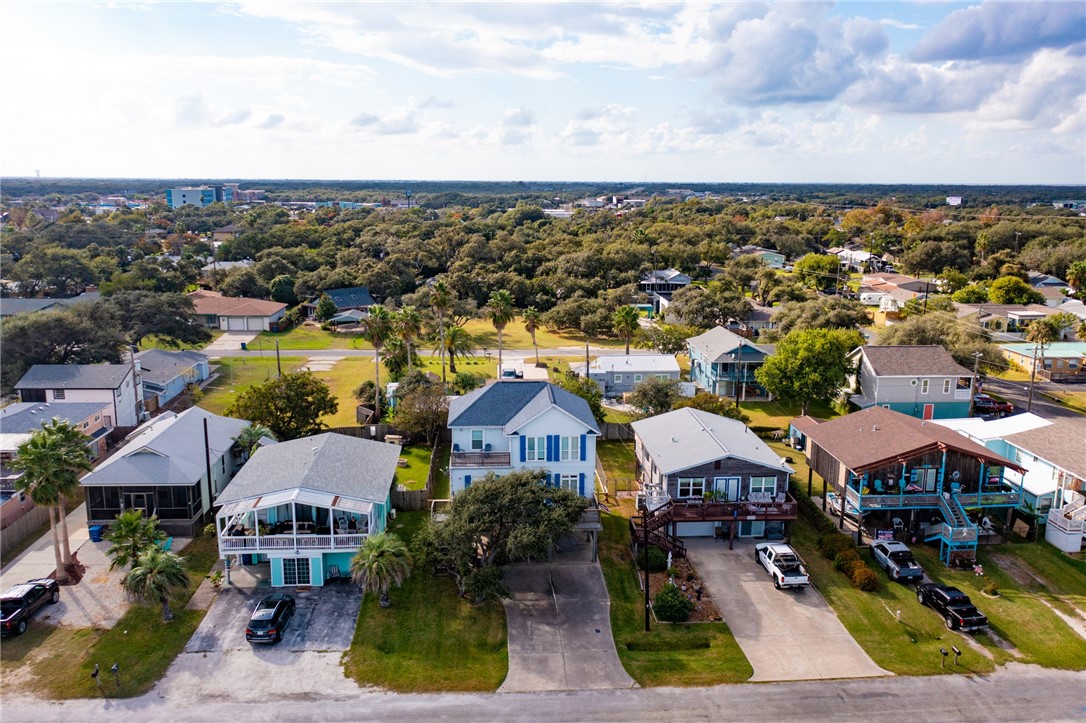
[847,345,974,420]
[214,433,399,587]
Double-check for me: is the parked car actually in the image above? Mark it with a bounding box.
[973,394,1013,417]
[755,542,810,590]
[916,583,988,632]
[870,540,924,583]
[1,578,60,636]
[245,593,296,644]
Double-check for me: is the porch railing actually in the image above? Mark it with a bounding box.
[449,451,511,468]
[219,533,367,553]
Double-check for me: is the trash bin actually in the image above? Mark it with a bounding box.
[240,342,247,350]
[88,525,103,542]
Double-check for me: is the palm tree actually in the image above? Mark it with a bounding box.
[429,281,453,385]
[10,420,93,579]
[522,306,543,366]
[236,423,275,458]
[394,306,423,372]
[350,531,412,608]
[434,325,475,374]
[485,290,516,377]
[362,304,394,421]
[122,547,189,622]
[105,509,167,571]
[611,305,641,355]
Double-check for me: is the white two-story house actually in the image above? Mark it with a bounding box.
[15,363,144,428]
[447,381,600,497]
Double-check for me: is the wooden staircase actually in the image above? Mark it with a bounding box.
[629,500,686,559]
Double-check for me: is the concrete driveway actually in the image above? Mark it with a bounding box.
[686,538,889,682]
[202,331,259,355]
[156,583,363,701]
[499,536,636,693]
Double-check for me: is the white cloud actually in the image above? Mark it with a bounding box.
[912,1,1086,61]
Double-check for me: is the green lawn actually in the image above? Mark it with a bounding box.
[342,511,507,691]
[602,407,635,424]
[394,444,433,491]
[460,317,626,351]
[253,324,359,350]
[597,440,637,495]
[600,514,753,686]
[431,443,451,499]
[739,399,840,431]
[308,357,380,427]
[198,357,306,416]
[2,535,220,698]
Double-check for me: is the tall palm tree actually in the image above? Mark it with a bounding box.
[362,304,394,421]
[522,306,543,366]
[122,547,189,622]
[429,281,453,385]
[236,423,275,458]
[611,305,641,355]
[395,306,423,372]
[105,509,167,571]
[350,531,412,608]
[40,420,93,566]
[12,461,65,583]
[434,325,475,374]
[485,289,516,377]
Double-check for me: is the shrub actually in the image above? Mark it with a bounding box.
[851,566,879,591]
[653,583,695,623]
[983,580,1000,596]
[819,532,854,560]
[790,479,836,535]
[636,545,668,573]
[833,549,862,575]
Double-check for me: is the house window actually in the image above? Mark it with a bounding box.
[655,374,668,380]
[942,379,951,394]
[677,478,705,498]
[633,374,643,383]
[614,374,623,383]
[53,389,66,399]
[1069,359,1079,369]
[560,474,578,492]
[920,379,929,395]
[526,436,546,461]
[749,476,777,496]
[94,414,101,422]
[470,430,484,451]
[560,436,580,461]
[282,558,311,586]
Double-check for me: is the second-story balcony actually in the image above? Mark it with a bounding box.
[450,450,511,468]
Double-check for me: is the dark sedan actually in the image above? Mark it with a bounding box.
[1,578,60,636]
[245,593,295,644]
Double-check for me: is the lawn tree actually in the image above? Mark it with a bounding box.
[361,304,394,421]
[1066,260,1086,295]
[351,531,413,608]
[626,376,681,418]
[485,289,516,376]
[611,305,641,354]
[394,306,423,372]
[793,253,841,292]
[987,276,1044,305]
[36,420,94,566]
[227,372,338,441]
[672,392,750,423]
[667,282,752,330]
[553,370,604,424]
[236,423,275,457]
[522,306,543,365]
[315,293,338,323]
[755,328,863,416]
[876,311,1005,372]
[952,284,990,303]
[394,386,449,445]
[414,470,589,603]
[434,325,475,374]
[105,509,168,571]
[634,323,697,355]
[769,297,873,339]
[122,547,189,623]
[452,371,480,395]
[93,291,211,348]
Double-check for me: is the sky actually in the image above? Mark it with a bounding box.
[1,1,1084,185]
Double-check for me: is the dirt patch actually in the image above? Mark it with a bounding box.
[989,553,1045,589]
[642,558,722,622]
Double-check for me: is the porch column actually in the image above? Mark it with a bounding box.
[807,467,813,499]
[291,502,298,553]
[937,450,948,494]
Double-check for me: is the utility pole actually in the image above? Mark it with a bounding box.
[275,340,282,378]
[1026,341,1045,412]
[967,351,982,416]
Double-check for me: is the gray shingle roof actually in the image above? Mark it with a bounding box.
[686,326,771,363]
[1003,420,1086,480]
[0,298,62,316]
[858,346,972,377]
[1,402,112,434]
[447,381,600,434]
[325,286,375,310]
[215,433,400,505]
[15,364,132,390]
[134,349,209,385]
[631,408,792,476]
[81,408,249,487]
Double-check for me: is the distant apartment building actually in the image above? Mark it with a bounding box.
[165,185,235,209]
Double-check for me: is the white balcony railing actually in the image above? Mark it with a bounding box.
[219,533,367,553]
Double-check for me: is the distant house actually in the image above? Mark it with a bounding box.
[835,248,872,273]
[573,354,681,398]
[729,302,780,339]
[198,259,254,283]
[211,224,244,243]
[953,303,1061,341]
[0,291,100,318]
[81,407,250,536]
[847,345,974,420]
[946,196,964,206]
[134,349,211,410]
[15,364,144,427]
[446,381,599,498]
[213,433,398,587]
[738,246,785,269]
[687,326,773,401]
[301,286,376,319]
[640,269,692,313]
[631,408,796,541]
[188,290,286,332]
[1000,342,1085,383]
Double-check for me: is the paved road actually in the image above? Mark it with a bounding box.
[981,376,1086,428]
[686,539,888,682]
[5,664,1083,721]
[203,346,657,359]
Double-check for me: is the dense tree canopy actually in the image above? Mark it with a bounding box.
[755,328,863,415]
[227,372,338,440]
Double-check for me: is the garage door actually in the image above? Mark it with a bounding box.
[227,317,246,331]
[246,316,265,331]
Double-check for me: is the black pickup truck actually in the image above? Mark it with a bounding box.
[916,583,988,632]
[1,578,60,636]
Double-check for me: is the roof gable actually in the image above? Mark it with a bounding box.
[447,381,599,433]
[856,346,972,377]
[687,326,770,363]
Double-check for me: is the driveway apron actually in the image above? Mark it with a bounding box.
[686,538,889,682]
[499,536,636,693]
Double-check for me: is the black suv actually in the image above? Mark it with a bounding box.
[916,583,988,632]
[245,593,295,644]
[1,578,60,636]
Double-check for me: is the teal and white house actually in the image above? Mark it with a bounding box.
[214,433,399,587]
[687,326,773,401]
[847,345,974,420]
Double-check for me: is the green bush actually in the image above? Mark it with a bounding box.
[789,479,836,535]
[819,532,854,560]
[636,545,668,573]
[833,549,862,575]
[851,565,880,591]
[653,583,695,623]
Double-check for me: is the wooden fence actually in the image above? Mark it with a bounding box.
[600,422,634,440]
[0,504,51,556]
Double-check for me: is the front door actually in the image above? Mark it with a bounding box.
[922,404,934,420]
[125,492,153,515]
[715,477,741,502]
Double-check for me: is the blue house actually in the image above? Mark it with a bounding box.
[847,345,973,420]
[214,433,399,587]
[687,326,773,401]
[134,349,210,409]
[302,286,376,319]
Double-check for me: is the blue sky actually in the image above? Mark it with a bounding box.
[2,1,1083,184]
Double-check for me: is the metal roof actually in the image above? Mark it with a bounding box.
[0,402,111,435]
[576,354,680,375]
[134,349,209,384]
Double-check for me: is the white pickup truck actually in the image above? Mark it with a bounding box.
[755,543,810,590]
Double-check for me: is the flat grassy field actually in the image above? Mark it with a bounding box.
[431,443,451,499]
[343,511,507,691]
[1,535,219,698]
[460,317,626,351]
[253,324,360,350]
[394,444,433,491]
[600,514,753,686]
[198,357,306,416]
[307,357,379,427]
[739,399,840,430]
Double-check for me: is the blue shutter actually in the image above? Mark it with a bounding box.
[546,435,553,462]
[579,434,587,462]
[464,475,471,489]
[578,472,586,497]
[552,434,561,461]
[553,473,561,488]
[520,435,527,463]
